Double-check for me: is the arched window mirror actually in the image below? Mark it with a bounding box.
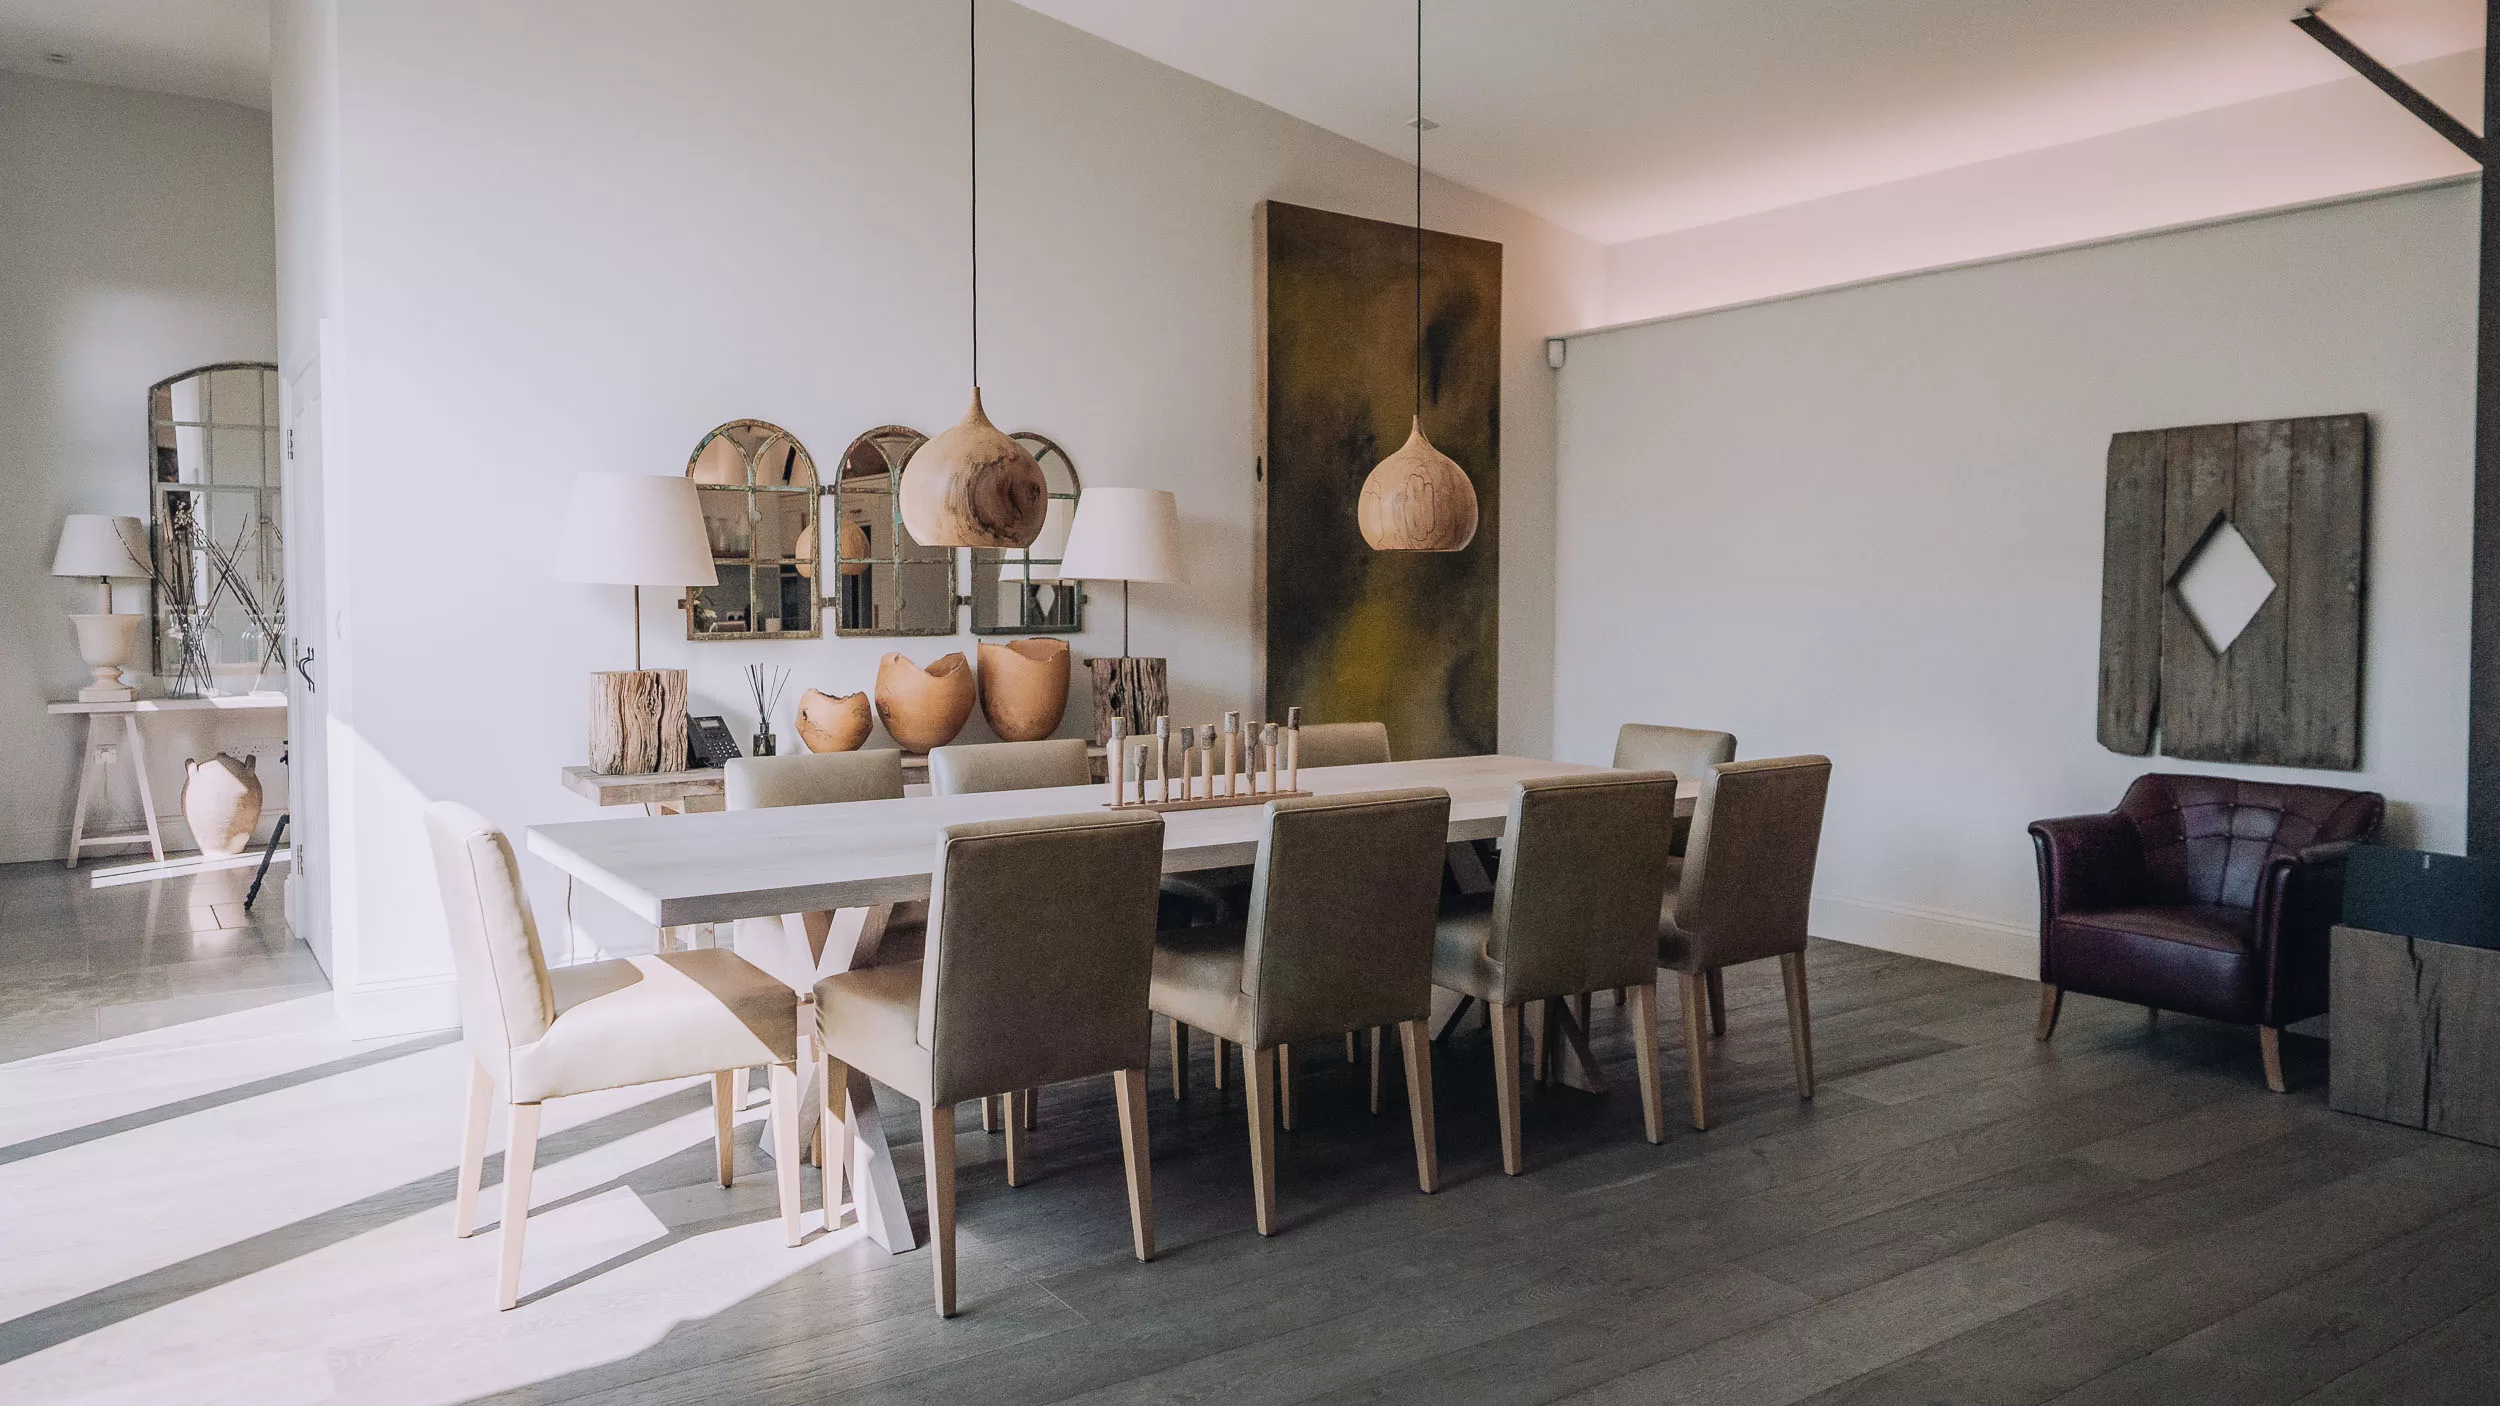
[683,419,822,639]
[829,425,959,636]
[149,362,282,696]
[968,432,1084,634]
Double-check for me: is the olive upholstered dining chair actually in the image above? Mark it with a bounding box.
[1433,772,1680,1172]
[1656,755,1832,1130]
[1294,720,1392,769]
[1150,788,1453,1234]
[424,802,808,1311]
[814,810,1167,1317]
[928,738,1091,796]
[1614,723,1735,856]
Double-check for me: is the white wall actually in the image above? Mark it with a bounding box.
[1555,182,2475,977]
[1604,51,2483,326]
[278,0,1602,1034]
[0,71,286,864]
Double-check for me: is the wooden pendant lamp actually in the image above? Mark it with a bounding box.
[899,0,1047,550]
[1358,0,1477,554]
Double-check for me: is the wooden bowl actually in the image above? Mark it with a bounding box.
[874,652,975,752]
[978,638,1070,742]
[795,689,873,753]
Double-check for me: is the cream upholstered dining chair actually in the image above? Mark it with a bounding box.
[1433,772,1679,1172]
[424,803,807,1311]
[1151,788,1452,1234]
[814,810,1167,1317]
[928,737,1091,796]
[1656,756,1832,1130]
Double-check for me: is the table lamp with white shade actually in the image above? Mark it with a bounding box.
[552,473,717,774]
[52,515,154,702]
[1053,487,1180,742]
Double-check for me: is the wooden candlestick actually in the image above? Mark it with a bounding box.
[1154,716,1172,803]
[1264,723,1281,795]
[1223,712,1241,798]
[1107,716,1129,805]
[1285,706,1301,792]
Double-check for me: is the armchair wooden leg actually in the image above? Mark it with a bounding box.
[1171,1019,1189,1101]
[768,1063,803,1247]
[1243,1047,1279,1235]
[1112,1068,1154,1261]
[455,1060,492,1238]
[1490,1000,1524,1175]
[820,1053,855,1231]
[1399,1019,1439,1193]
[711,1070,737,1188]
[2036,984,2063,1041]
[2261,1026,2287,1093]
[495,1102,542,1311]
[922,1103,958,1316]
[1278,1044,1297,1131]
[1630,982,1664,1143]
[1003,1089,1026,1187]
[1780,951,1815,1101]
[1705,969,1727,1037]
[1679,972,1711,1131]
[1369,1027,1385,1114]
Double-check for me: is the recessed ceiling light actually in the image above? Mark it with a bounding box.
[44,51,71,65]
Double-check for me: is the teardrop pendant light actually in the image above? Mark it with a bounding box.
[1359,0,1477,554]
[900,0,1047,550]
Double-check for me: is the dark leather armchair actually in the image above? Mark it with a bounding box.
[2031,774,2382,1092]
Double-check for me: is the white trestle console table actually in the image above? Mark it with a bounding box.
[527,755,1695,1254]
[50,694,288,868]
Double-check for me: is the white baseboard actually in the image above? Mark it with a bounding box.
[337,972,459,1041]
[1810,893,2037,980]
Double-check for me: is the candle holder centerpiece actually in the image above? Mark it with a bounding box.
[1104,707,1312,811]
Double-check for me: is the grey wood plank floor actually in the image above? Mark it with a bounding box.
[3,857,2497,1404]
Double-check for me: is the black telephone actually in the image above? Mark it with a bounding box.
[687,715,742,770]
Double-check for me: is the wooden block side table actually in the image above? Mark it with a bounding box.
[49,694,288,869]
[2331,923,2500,1148]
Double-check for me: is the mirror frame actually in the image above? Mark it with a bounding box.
[827,424,961,638]
[681,418,823,641]
[968,431,1085,635]
[148,361,283,695]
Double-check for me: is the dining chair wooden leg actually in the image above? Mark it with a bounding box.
[1277,1043,1297,1131]
[1680,971,1711,1131]
[1345,1031,1359,1063]
[1112,1067,1154,1262]
[1003,1089,1027,1187]
[768,1062,804,1247]
[2035,984,2063,1042]
[455,1059,492,1238]
[495,1102,542,1311]
[1399,1019,1439,1194]
[1704,969,1727,1037]
[922,1102,959,1316]
[2261,1026,2287,1094]
[1368,1026,1385,1114]
[1243,1047,1279,1235]
[1780,951,1815,1101]
[981,1095,999,1133]
[1630,982,1664,1144]
[1213,1036,1229,1090]
[711,1070,738,1188]
[820,1053,855,1231]
[1528,1000,1549,1083]
[1490,1000,1524,1175]
[1171,1019,1189,1101]
[1022,1085,1038,1130]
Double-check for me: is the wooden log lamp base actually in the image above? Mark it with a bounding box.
[1106,708,1310,811]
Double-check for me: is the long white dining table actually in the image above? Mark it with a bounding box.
[525,753,1690,1252]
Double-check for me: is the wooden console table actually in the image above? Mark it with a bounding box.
[50,694,288,868]
[559,744,1110,814]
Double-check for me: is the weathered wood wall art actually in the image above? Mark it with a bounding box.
[2097,414,2367,769]
[1255,200,1501,759]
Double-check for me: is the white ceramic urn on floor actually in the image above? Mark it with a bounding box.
[182,753,263,857]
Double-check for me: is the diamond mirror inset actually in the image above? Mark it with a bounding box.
[2173,517,2277,654]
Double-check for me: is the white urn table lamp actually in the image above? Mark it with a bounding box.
[52,515,154,702]
[553,473,718,775]
[1054,486,1181,743]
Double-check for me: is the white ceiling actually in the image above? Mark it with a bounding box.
[1014,0,2485,243]
[0,0,270,110]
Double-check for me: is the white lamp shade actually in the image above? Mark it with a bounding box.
[551,473,718,587]
[51,515,152,579]
[1025,497,1078,581]
[1054,487,1181,584]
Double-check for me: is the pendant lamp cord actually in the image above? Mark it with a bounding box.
[970,0,980,389]
[1414,0,1423,424]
